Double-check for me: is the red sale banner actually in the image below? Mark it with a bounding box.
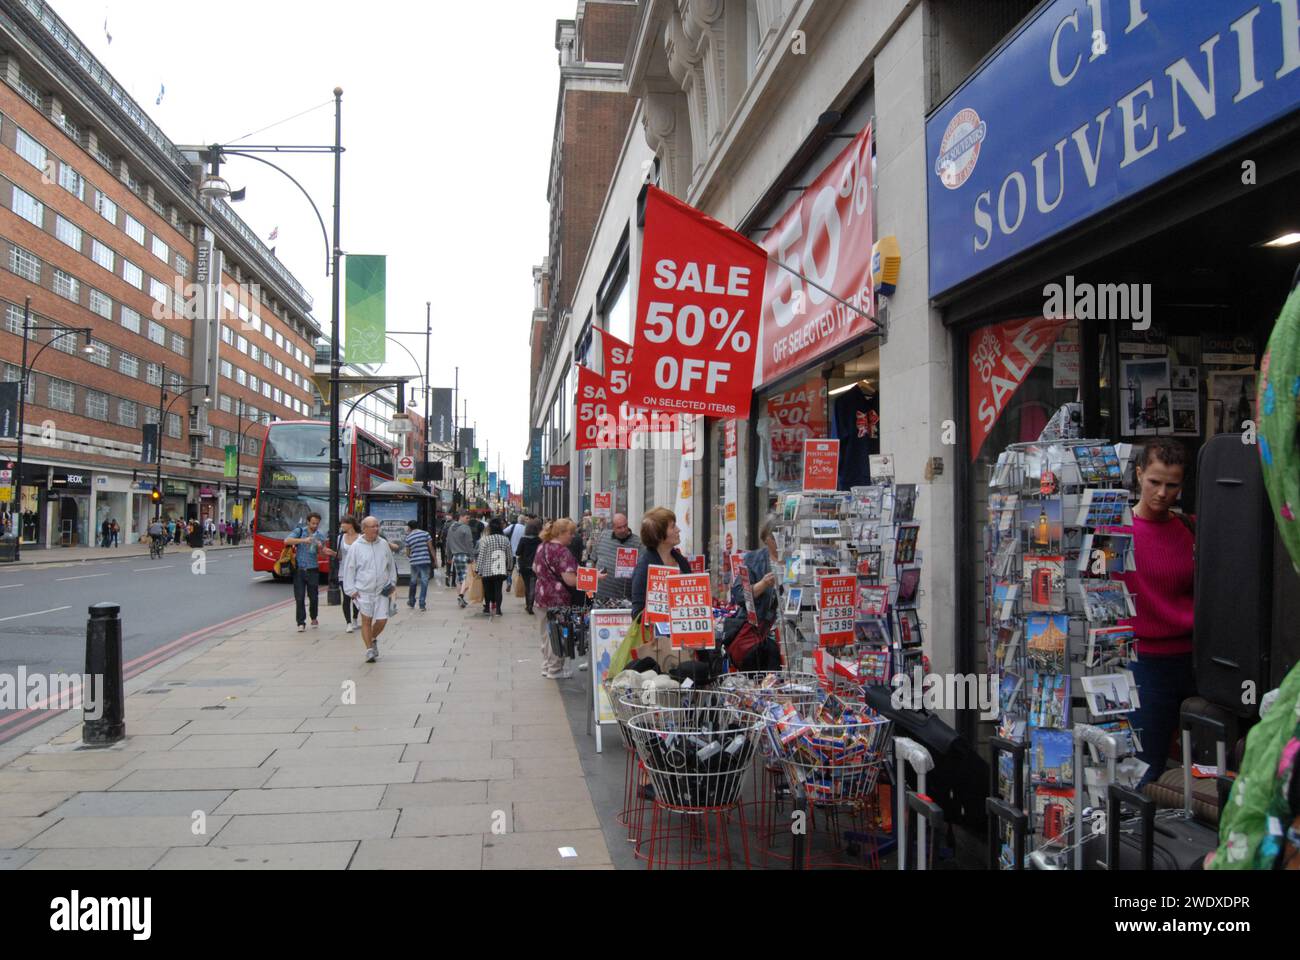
[593,492,612,519]
[968,315,1069,462]
[601,330,677,435]
[818,574,857,648]
[689,555,706,574]
[577,567,599,594]
[760,123,877,386]
[803,439,840,492]
[644,566,674,625]
[667,573,715,650]
[615,547,638,579]
[575,365,614,452]
[631,186,766,419]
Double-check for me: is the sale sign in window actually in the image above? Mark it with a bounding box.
[630,186,767,419]
[818,574,857,648]
[667,573,715,650]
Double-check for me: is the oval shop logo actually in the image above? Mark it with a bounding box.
[934,108,986,190]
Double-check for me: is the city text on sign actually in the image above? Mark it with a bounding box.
[667,573,715,650]
[818,574,857,647]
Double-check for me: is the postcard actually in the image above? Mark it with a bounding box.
[856,551,883,579]
[1207,368,1257,436]
[853,486,884,520]
[1026,614,1069,673]
[1030,729,1074,786]
[1078,580,1136,623]
[999,673,1024,716]
[782,494,802,522]
[1122,357,1172,436]
[784,587,803,616]
[895,567,921,608]
[858,651,891,686]
[893,484,918,523]
[1078,532,1136,576]
[811,519,842,539]
[895,524,920,565]
[998,715,1026,741]
[1076,488,1133,529]
[1086,625,1138,668]
[1081,670,1141,717]
[782,554,803,584]
[869,454,894,480]
[993,537,1019,578]
[1087,719,1143,761]
[856,584,889,618]
[992,580,1019,621]
[1022,555,1066,612]
[896,608,922,648]
[1022,498,1063,547]
[995,625,1022,671]
[1072,444,1123,484]
[1033,787,1075,845]
[1030,673,1070,730]
[855,617,891,647]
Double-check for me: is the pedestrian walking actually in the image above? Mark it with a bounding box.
[341,515,398,663]
[593,512,642,602]
[404,519,434,611]
[515,517,542,615]
[532,518,580,678]
[475,517,512,618]
[100,518,111,548]
[110,519,120,547]
[444,511,476,608]
[336,515,362,634]
[186,521,204,549]
[284,512,334,632]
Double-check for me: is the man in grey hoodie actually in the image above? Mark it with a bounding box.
[444,512,477,609]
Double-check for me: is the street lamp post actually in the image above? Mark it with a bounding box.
[10,297,93,560]
[186,87,346,603]
[154,365,210,523]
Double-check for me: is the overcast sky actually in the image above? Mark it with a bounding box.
[56,0,581,490]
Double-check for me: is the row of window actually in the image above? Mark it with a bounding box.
[219,324,312,396]
[0,360,262,457]
[9,113,191,278]
[216,357,310,417]
[219,289,313,369]
[3,240,189,359]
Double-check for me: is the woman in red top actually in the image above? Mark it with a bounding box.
[1113,438,1196,785]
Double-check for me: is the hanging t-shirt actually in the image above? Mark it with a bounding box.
[834,387,880,490]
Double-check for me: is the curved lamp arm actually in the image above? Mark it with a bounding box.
[223,150,332,277]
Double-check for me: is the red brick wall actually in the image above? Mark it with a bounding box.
[580,1,639,64]
[555,87,636,315]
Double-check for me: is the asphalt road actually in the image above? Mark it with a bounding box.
[0,546,297,742]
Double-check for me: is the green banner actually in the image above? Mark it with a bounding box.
[345,255,387,364]
[224,445,238,478]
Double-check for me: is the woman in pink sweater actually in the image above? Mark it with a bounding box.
[1112,438,1197,784]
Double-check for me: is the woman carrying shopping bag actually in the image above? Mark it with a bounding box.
[532,518,580,679]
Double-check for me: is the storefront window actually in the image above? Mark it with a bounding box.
[754,373,829,513]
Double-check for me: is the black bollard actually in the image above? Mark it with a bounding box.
[82,602,125,745]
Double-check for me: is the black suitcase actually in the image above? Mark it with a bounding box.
[1193,434,1274,718]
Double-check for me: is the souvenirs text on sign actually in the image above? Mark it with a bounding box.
[818,574,857,647]
[759,123,877,386]
[630,186,767,419]
[667,573,715,650]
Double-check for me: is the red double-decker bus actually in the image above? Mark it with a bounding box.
[251,420,395,577]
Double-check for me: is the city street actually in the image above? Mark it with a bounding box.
[0,546,286,740]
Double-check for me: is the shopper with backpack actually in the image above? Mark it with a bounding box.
[475,516,513,619]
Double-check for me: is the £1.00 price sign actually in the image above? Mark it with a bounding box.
[630,187,767,420]
[667,573,715,650]
[818,574,857,648]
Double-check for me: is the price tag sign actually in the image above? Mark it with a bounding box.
[644,566,674,626]
[593,491,612,519]
[803,439,840,492]
[577,567,599,594]
[615,547,638,579]
[817,574,857,647]
[667,573,715,650]
[629,186,767,419]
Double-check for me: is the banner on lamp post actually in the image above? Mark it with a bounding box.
[224,445,238,478]
[345,255,387,364]
[428,388,454,444]
[629,186,766,419]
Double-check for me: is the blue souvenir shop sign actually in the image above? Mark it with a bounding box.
[927,0,1300,297]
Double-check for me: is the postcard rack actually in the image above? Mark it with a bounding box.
[986,439,1145,868]
[773,476,923,688]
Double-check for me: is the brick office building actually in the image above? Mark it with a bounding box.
[0,0,320,546]
[532,0,639,519]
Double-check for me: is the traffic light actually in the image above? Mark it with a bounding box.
[150,489,162,504]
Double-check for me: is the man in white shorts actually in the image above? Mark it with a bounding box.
[341,516,399,663]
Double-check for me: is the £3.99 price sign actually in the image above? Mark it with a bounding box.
[817,574,857,648]
[667,573,714,650]
[630,186,767,420]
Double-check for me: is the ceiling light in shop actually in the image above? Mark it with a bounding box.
[829,381,872,397]
[1260,232,1300,248]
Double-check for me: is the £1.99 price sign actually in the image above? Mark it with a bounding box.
[667,573,715,650]
[630,186,767,420]
[817,574,857,648]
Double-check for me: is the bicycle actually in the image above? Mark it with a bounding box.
[148,535,165,559]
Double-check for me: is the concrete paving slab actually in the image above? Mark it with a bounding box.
[394,804,504,838]
[173,733,309,752]
[414,760,514,782]
[48,790,230,818]
[214,810,397,845]
[20,848,166,870]
[26,815,229,848]
[0,817,59,847]
[511,799,602,833]
[126,749,274,770]
[154,841,357,870]
[480,828,612,870]
[492,739,581,760]
[213,785,385,816]
[295,714,422,732]
[378,781,488,808]
[487,777,593,804]
[0,848,38,870]
[263,764,418,789]
[400,741,494,763]
[349,835,481,870]
[300,728,432,749]
[0,792,72,817]
[110,768,275,791]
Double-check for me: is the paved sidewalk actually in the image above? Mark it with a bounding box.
[2,541,248,567]
[0,578,611,870]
